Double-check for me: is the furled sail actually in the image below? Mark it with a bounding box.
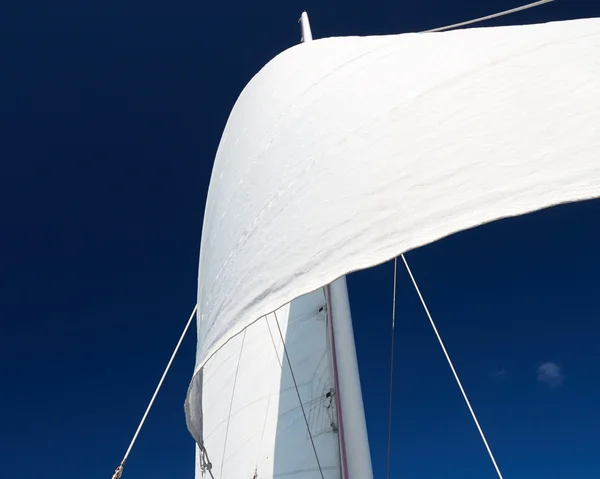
[186,16,600,477]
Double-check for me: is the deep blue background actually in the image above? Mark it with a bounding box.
[1,1,599,478]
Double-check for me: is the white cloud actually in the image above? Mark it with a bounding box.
[537,362,564,388]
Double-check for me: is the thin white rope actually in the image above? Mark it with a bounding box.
[112,304,198,479]
[400,254,505,479]
[385,258,397,479]
[425,0,554,32]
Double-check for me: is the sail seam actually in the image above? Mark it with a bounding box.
[401,254,505,479]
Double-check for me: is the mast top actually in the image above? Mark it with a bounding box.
[299,11,313,43]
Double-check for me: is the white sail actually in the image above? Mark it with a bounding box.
[188,285,363,478]
[186,16,600,477]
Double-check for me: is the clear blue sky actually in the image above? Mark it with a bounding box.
[1,1,599,478]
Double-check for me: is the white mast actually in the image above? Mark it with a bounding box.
[300,11,313,43]
[327,278,374,478]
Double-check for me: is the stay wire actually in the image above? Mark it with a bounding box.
[111,304,198,479]
[401,254,505,479]
[425,0,554,33]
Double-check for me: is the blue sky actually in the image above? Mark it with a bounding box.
[1,1,599,478]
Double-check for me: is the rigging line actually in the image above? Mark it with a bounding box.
[273,310,326,479]
[400,254,505,479]
[385,257,398,479]
[425,0,554,33]
[112,304,198,479]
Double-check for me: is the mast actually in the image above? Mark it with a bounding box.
[299,11,313,43]
[327,278,374,479]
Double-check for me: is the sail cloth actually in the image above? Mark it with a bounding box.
[188,288,344,478]
[186,16,600,439]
